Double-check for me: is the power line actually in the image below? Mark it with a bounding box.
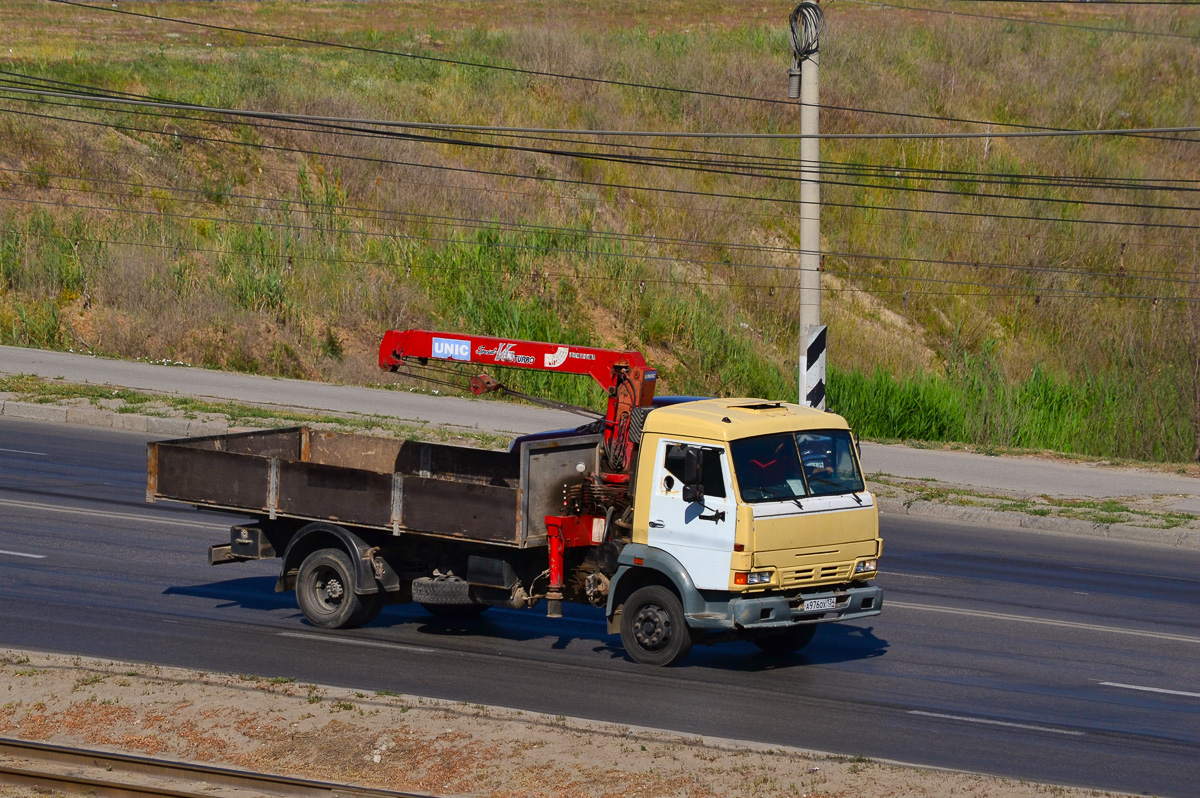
[5,69,1199,199]
[37,0,1200,141]
[942,0,1200,6]
[4,64,1091,147]
[8,81,1195,201]
[4,97,1200,222]
[11,124,1192,255]
[5,84,1200,141]
[3,88,1196,206]
[842,0,1200,38]
[4,102,1200,239]
[35,0,823,111]
[4,77,1198,193]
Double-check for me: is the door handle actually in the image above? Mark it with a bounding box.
[649,520,665,528]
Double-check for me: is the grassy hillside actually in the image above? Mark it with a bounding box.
[1,0,1197,460]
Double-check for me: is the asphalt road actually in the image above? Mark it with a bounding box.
[2,418,1198,796]
[0,344,582,435]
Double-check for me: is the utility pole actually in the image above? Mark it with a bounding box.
[789,1,825,410]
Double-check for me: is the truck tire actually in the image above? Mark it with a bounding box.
[411,576,486,619]
[751,624,817,655]
[620,585,692,667]
[296,549,378,629]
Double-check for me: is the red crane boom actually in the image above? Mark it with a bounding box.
[378,329,657,471]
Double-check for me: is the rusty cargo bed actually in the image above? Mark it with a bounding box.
[147,427,601,548]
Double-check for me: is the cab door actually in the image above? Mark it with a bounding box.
[645,439,736,591]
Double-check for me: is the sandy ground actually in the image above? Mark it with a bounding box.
[0,650,1129,798]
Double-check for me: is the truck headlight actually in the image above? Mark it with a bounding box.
[854,559,878,575]
[734,571,774,586]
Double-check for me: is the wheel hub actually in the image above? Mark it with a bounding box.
[632,603,672,650]
[321,573,345,603]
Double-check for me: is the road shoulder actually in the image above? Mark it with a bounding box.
[0,649,1129,798]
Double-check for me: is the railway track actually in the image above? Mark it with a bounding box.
[0,737,433,798]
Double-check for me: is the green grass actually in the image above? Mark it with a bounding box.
[829,354,1193,461]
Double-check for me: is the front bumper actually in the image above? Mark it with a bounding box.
[686,584,883,633]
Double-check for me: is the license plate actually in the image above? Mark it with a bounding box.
[803,597,837,612]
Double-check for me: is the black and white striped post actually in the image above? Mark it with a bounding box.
[800,324,827,411]
[790,1,825,410]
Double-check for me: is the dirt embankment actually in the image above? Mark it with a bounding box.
[0,650,1126,798]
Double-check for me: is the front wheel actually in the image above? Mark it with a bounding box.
[296,549,378,629]
[751,624,817,655]
[619,585,692,667]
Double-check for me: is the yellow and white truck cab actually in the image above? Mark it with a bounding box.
[606,398,882,665]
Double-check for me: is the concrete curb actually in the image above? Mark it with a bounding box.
[4,398,1197,550]
[1,399,229,438]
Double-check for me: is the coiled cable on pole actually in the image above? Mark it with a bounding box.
[788,1,824,98]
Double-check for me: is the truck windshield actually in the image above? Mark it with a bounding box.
[730,429,864,502]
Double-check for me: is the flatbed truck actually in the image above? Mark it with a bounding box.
[146,330,882,665]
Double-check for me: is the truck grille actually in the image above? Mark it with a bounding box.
[780,562,852,588]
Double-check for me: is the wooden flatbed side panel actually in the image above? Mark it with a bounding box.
[163,427,304,459]
[307,431,405,473]
[219,428,303,459]
[277,460,394,526]
[396,440,519,486]
[401,477,520,543]
[154,444,270,511]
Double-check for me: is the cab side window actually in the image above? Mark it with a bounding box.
[663,444,726,499]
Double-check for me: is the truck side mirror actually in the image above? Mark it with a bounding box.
[682,447,704,503]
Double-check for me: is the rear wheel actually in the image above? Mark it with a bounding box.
[296,549,377,629]
[752,624,817,655]
[619,585,692,667]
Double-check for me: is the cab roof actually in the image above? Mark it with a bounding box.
[642,398,850,442]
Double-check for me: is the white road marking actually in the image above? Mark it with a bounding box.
[0,447,47,456]
[908,710,1085,736]
[1099,682,1200,699]
[278,632,435,654]
[0,497,229,531]
[881,571,941,580]
[888,600,1200,645]
[0,549,45,559]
